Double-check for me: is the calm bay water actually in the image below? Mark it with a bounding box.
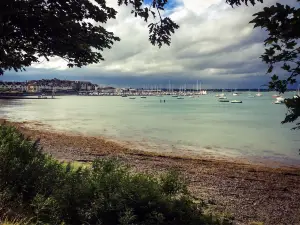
[0,92,299,164]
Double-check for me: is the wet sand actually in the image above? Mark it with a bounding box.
[1,119,300,225]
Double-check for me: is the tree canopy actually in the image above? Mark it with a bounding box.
[0,0,180,76]
[0,0,269,76]
[0,0,299,128]
[249,0,300,129]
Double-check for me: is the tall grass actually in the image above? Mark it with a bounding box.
[0,124,232,225]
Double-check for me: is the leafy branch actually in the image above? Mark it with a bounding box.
[250,1,300,129]
[117,0,179,48]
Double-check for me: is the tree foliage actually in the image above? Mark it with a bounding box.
[0,0,179,75]
[249,1,300,129]
[0,0,269,76]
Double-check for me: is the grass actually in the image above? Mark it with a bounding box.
[0,124,233,225]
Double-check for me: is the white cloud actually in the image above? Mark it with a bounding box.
[30,0,287,83]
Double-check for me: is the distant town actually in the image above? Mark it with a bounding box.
[0,78,209,96]
[0,78,297,97]
[0,78,120,95]
[0,78,211,96]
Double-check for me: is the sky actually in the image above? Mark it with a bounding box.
[3,0,299,89]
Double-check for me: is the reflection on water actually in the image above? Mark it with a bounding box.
[0,93,299,165]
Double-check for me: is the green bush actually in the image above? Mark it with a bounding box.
[0,124,232,225]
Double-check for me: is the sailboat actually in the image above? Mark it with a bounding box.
[218,89,227,99]
[294,84,299,99]
[177,85,184,99]
[248,89,255,98]
[255,88,262,97]
[274,96,285,104]
[155,85,163,97]
[232,88,238,96]
[231,100,242,103]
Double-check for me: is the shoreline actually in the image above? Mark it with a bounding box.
[1,118,297,168]
[1,119,300,224]
[1,117,299,168]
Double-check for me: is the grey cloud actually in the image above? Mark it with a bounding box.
[5,0,297,89]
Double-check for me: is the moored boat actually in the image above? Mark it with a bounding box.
[231,100,242,103]
[256,88,262,97]
[294,84,300,98]
[274,100,284,104]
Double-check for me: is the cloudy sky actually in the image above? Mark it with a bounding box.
[3,0,298,88]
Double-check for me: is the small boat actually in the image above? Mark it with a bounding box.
[38,94,47,99]
[177,97,184,99]
[129,97,136,99]
[219,99,229,102]
[276,96,285,102]
[172,95,178,97]
[121,94,128,97]
[294,85,300,98]
[272,94,280,98]
[232,88,238,96]
[218,96,227,99]
[274,100,284,104]
[231,100,242,103]
[215,94,220,97]
[248,89,255,98]
[273,96,285,104]
[140,96,147,98]
[256,88,262,97]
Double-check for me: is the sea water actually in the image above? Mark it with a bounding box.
[0,92,299,165]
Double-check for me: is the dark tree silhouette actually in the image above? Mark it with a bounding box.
[0,0,179,75]
[249,1,300,129]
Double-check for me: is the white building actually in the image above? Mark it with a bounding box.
[99,87,116,93]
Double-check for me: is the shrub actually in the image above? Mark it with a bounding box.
[0,124,232,225]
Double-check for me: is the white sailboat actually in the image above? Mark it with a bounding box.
[276,96,285,102]
[231,100,242,103]
[155,85,163,97]
[232,88,238,96]
[255,88,262,97]
[248,89,255,98]
[218,89,227,99]
[274,100,284,104]
[273,96,285,104]
[294,84,299,99]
